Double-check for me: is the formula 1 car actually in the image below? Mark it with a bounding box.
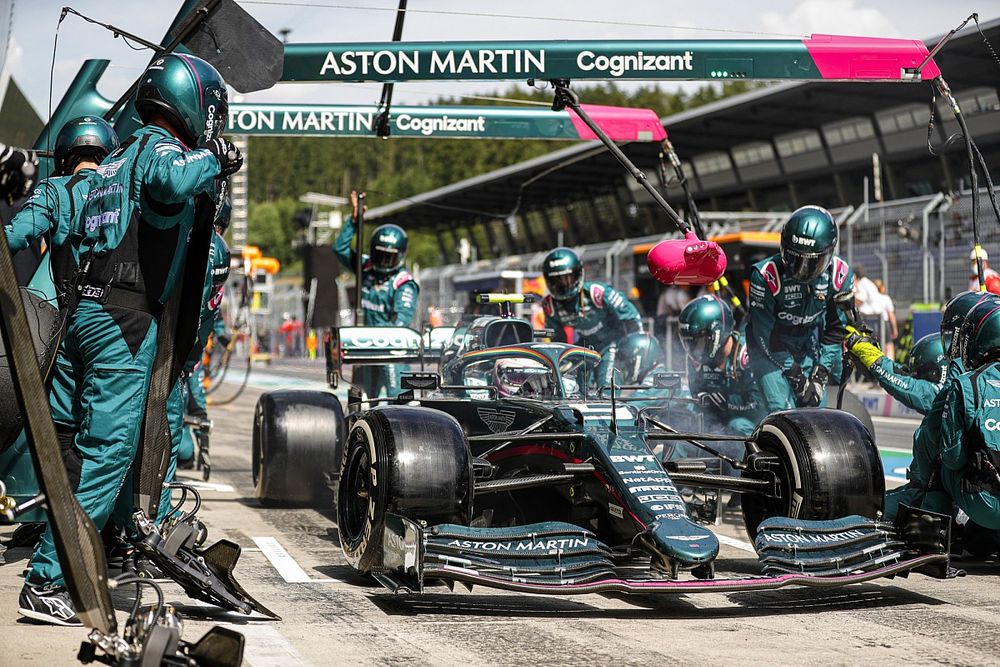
[253,295,951,597]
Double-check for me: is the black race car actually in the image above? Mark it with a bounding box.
[253,297,951,597]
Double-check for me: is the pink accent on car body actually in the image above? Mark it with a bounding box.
[570,105,667,142]
[803,34,941,81]
[647,232,727,286]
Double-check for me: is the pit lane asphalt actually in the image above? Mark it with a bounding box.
[2,361,998,666]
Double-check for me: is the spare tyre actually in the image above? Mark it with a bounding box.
[253,390,345,506]
[0,288,61,452]
[741,408,884,542]
[338,406,472,572]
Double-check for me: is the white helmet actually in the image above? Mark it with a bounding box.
[971,246,989,262]
[493,358,550,397]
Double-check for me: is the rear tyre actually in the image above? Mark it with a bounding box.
[252,390,345,506]
[338,406,472,572]
[741,408,884,542]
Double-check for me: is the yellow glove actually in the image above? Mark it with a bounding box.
[845,325,884,369]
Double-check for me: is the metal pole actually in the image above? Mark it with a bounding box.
[355,192,366,320]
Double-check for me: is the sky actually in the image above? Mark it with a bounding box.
[0,0,991,119]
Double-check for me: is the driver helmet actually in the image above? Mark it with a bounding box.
[369,224,408,275]
[53,116,119,176]
[493,358,550,397]
[542,247,583,302]
[780,205,838,282]
[905,333,946,384]
[614,333,664,384]
[678,295,733,366]
[135,53,229,147]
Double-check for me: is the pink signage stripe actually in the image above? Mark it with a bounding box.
[570,104,667,142]
[803,33,941,81]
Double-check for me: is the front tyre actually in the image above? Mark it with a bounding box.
[338,406,472,572]
[741,408,884,541]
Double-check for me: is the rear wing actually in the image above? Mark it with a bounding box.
[325,325,456,386]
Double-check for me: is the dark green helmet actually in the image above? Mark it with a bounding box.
[678,295,734,365]
[941,290,991,358]
[211,233,231,288]
[614,333,664,384]
[53,116,119,176]
[905,333,946,384]
[780,205,838,282]
[543,247,583,301]
[136,53,228,147]
[959,296,1000,369]
[368,224,408,274]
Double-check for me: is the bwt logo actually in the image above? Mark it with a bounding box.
[792,235,817,247]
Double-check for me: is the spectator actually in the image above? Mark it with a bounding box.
[853,264,882,337]
[873,278,898,359]
[655,284,689,337]
[968,246,1000,294]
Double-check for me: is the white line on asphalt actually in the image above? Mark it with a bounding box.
[174,479,236,493]
[241,624,313,667]
[253,536,333,583]
[714,533,757,553]
[186,601,312,667]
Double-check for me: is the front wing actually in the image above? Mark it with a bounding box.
[372,507,952,597]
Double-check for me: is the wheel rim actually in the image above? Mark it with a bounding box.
[341,431,372,545]
[742,435,795,534]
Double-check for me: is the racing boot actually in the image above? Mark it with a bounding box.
[18,581,82,626]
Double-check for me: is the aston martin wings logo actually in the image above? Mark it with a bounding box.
[477,407,516,433]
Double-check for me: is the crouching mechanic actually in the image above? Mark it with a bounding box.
[747,205,854,411]
[845,330,946,415]
[614,332,667,387]
[883,291,998,520]
[19,53,242,626]
[931,298,1000,533]
[679,295,765,436]
[333,190,418,398]
[541,247,642,387]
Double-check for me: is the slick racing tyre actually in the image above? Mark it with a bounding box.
[741,408,884,542]
[0,288,60,452]
[253,390,345,506]
[338,406,472,573]
[825,387,876,438]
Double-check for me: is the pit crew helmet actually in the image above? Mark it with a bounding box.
[215,196,232,234]
[959,296,1000,369]
[53,116,119,176]
[905,333,946,384]
[941,291,990,358]
[135,53,229,147]
[211,234,231,288]
[368,224,408,274]
[614,333,664,385]
[543,247,583,301]
[780,205,838,282]
[678,295,733,366]
[493,358,552,398]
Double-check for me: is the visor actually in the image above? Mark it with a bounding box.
[370,246,401,273]
[680,329,720,365]
[781,247,833,282]
[546,272,581,300]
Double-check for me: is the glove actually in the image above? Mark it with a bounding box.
[202,138,243,177]
[215,333,232,349]
[800,365,829,408]
[0,145,36,203]
[697,392,727,411]
[845,325,883,369]
[783,362,808,398]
